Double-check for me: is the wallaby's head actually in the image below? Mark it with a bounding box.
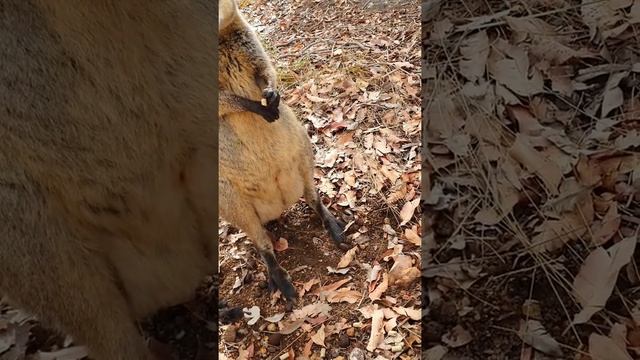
[219,0,238,31]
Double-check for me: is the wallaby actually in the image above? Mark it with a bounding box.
[219,0,281,123]
[1,1,216,359]
[218,0,349,306]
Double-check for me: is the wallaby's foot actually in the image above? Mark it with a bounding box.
[261,88,280,122]
[220,307,244,324]
[325,216,350,250]
[267,266,297,304]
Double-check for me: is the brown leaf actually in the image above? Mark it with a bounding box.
[399,198,420,226]
[591,201,621,246]
[311,324,326,347]
[459,30,489,81]
[313,278,351,295]
[573,236,637,324]
[274,237,289,252]
[302,338,313,358]
[366,309,385,352]
[602,72,629,117]
[442,325,473,348]
[589,333,632,360]
[327,288,361,304]
[509,134,562,195]
[368,272,388,300]
[337,247,358,268]
[518,319,563,357]
[404,226,421,246]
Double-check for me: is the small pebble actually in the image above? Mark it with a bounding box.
[259,281,268,289]
[346,327,355,337]
[320,348,326,358]
[352,322,363,328]
[279,354,290,360]
[334,357,345,360]
[391,344,403,352]
[268,333,282,346]
[348,348,365,360]
[267,323,277,332]
[223,325,237,343]
[338,333,350,348]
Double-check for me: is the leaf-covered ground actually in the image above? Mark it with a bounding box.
[218,0,422,359]
[424,0,640,359]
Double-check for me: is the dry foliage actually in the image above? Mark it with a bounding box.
[424,0,640,358]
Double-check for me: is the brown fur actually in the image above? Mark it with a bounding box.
[218,0,347,304]
[0,1,216,359]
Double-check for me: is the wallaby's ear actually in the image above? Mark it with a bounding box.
[219,0,237,31]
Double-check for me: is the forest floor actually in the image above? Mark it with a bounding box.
[424,0,640,359]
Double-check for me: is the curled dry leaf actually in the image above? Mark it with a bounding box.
[263,313,285,323]
[243,306,261,326]
[442,325,473,348]
[573,236,637,324]
[399,198,420,226]
[589,333,632,360]
[459,30,489,81]
[274,237,289,252]
[369,272,388,301]
[311,324,326,347]
[509,134,562,195]
[389,254,420,287]
[327,288,361,304]
[392,306,421,321]
[424,345,448,360]
[591,201,621,246]
[518,319,563,357]
[404,226,421,246]
[366,309,385,352]
[337,247,358,268]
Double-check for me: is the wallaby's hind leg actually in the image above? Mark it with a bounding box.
[219,183,297,303]
[303,183,349,251]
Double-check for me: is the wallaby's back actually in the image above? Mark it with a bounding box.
[0,1,216,359]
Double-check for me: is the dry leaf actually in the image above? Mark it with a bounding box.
[389,255,420,287]
[399,198,420,226]
[509,134,562,195]
[366,309,385,352]
[369,273,389,300]
[442,325,473,348]
[392,306,421,321]
[311,324,326,347]
[302,338,313,358]
[459,30,489,81]
[602,72,629,117]
[518,319,563,357]
[573,236,637,324]
[314,278,351,295]
[592,201,621,246]
[274,237,289,252]
[337,247,358,268]
[243,306,261,326]
[404,226,421,246]
[327,288,361,304]
[424,345,448,360]
[263,313,285,323]
[589,333,632,360]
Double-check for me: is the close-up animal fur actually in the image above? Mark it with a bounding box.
[0,1,216,359]
[218,0,349,307]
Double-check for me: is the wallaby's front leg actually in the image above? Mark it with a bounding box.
[219,91,279,122]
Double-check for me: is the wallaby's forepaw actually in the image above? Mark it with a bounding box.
[267,267,297,304]
[261,88,280,122]
[220,307,244,324]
